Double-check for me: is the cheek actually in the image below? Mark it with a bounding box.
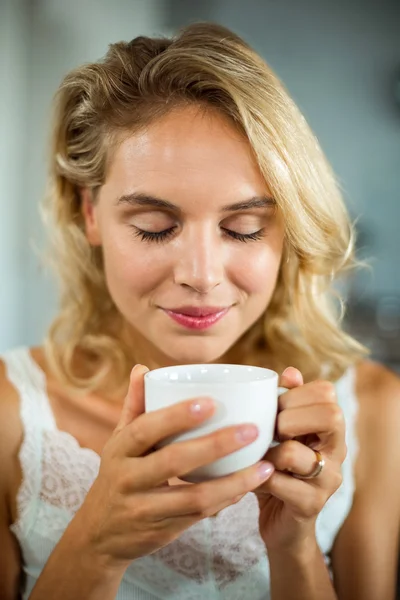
[101,230,169,296]
[229,245,282,295]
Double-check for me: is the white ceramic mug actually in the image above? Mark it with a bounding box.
[144,364,285,483]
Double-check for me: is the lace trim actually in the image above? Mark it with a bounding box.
[40,429,100,511]
[3,348,52,539]
[2,348,100,534]
[315,365,359,556]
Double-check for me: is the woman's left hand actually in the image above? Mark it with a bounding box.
[254,366,347,552]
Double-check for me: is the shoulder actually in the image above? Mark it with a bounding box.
[0,344,49,443]
[0,353,24,467]
[353,359,400,496]
[355,359,400,430]
[330,363,400,597]
[355,359,400,401]
[0,354,25,600]
[0,349,32,522]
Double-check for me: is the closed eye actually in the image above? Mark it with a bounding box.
[131,226,177,243]
[220,227,265,242]
[131,226,265,243]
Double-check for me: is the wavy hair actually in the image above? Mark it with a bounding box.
[43,22,367,392]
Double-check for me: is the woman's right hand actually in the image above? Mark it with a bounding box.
[71,364,274,573]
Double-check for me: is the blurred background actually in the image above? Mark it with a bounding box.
[1,0,399,373]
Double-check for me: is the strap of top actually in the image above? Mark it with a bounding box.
[1,347,57,429]
[1,347,57,537]
[336,365,359,464]
[315,364,359,557]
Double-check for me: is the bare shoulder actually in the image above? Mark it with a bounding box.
[355,359,400,436]
[0,354,25,599]
[354,359,400,493]
[355,359,400,402]
[329,361,400,598]
[0,356,23,467]
[0,356,24,515]
[0,346,49,501]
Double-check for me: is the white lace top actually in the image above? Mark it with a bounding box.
[3,347,359,600]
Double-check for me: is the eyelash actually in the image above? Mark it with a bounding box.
[132,226,265,244]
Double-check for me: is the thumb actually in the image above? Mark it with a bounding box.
[115,364,149,432]
[279,366,304,390]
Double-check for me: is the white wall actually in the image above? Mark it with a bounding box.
[0,0,169,352]
[0,0,30,351]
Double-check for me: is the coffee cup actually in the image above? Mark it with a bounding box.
[144,364,284,483]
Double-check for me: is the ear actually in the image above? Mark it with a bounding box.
[81,187,102,246]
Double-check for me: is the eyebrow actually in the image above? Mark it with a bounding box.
[116,192,276,212]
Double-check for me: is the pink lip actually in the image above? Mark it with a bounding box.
[163,306,231,330]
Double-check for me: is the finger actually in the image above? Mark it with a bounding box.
[144,487,247,522]
[143,461,274,519]
[131,421,266,488]
[124,489,202,532]
[117,396,216,457]
[279,366,303,390]
[265,439,331,480]
[207,492,247,516]
[115,364,149,432]
[277,403,345,451]
[254,471,325,518]
[278,380,337,411]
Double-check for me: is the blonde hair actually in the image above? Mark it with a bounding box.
[43,22,367,392]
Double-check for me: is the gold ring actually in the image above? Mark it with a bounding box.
[294,449,325,480]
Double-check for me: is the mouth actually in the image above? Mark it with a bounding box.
[162,306,231,331]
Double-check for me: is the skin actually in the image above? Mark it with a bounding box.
[1,105,400,600]
[83,105,285,367]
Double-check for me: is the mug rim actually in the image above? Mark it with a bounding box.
[144,363,278,385]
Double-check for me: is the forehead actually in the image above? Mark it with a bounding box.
[104,106,269,202]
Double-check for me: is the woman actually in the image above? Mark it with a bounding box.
[1,22,400,600]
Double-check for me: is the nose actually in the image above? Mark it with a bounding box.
[173,225,224,293]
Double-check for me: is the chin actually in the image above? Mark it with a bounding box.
[158,336,234,365]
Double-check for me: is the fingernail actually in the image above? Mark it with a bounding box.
[236,424,259,443]
[131,364,148,379]
[130,365,139,381]
[190,397,214,415]
[282,367,292,376]
[258,462,274,480]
